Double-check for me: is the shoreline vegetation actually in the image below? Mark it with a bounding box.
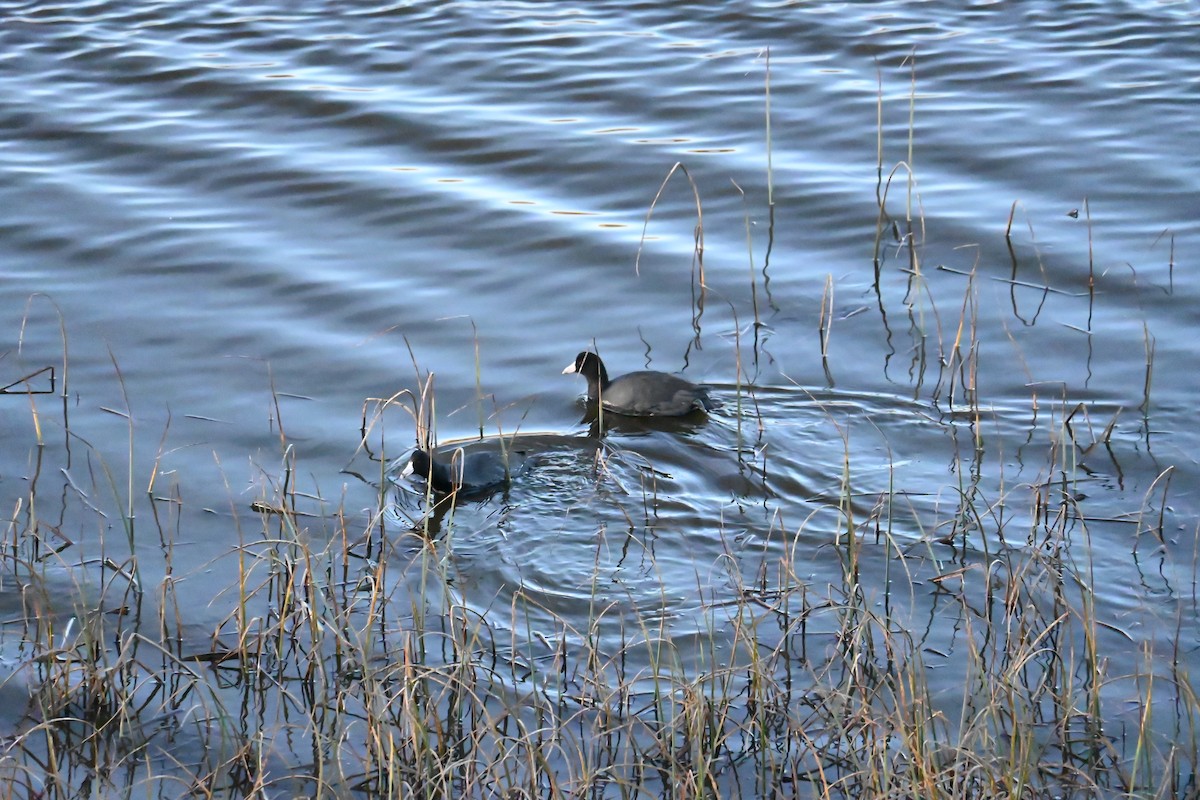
[3,71,1195,799]
[2,343,1193,798]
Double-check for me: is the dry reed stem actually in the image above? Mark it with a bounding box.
[635,162,706,288]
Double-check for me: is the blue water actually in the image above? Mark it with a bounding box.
[2,0,1199,793]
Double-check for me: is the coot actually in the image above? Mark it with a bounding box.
[562,351,712,417]
[401,447,526,496]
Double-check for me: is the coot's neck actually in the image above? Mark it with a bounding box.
[587,358,609,400]
[423,456,457,493]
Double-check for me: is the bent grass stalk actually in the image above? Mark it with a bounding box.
[635,161,706,289]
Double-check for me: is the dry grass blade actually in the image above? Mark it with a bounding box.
[635,161,706,288]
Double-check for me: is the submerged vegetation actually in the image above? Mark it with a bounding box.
[2,71,1195,800]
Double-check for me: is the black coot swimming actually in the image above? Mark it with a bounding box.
[563,351,712,417]
[401,448,527,496]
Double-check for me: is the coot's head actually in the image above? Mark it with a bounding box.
[563,351,608,385]
[402,449,433,480]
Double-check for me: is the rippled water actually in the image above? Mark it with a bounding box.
[3,0,1199,792]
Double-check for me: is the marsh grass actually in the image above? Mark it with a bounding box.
[2,74,1197,800]
[4,295,1196,800]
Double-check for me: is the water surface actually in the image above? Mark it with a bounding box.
[2,0,1198,793]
